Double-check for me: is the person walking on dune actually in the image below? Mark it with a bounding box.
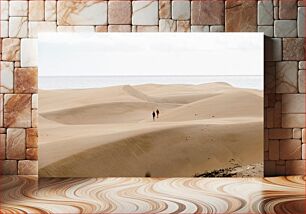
[152,111,156,121]
[156,108,160,118]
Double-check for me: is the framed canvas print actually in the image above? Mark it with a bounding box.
[38,33,264,177]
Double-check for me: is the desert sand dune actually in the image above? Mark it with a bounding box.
[39,83,263,177]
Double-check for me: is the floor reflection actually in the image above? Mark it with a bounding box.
[0,176,305,213]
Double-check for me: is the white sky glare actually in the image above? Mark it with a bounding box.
[38,33,264,77]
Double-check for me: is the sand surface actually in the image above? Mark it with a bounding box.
[38,83,263,177]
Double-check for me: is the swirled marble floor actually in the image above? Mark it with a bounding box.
[0,176,305,213]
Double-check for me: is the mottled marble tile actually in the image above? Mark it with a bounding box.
[279,0,297,19]
[298,70,305,93]
[0,1,9,20]
[177,21,190,32]
[6,128,26,159]
[9,1,28,17]
[57,26,95,32]
[0,21,9,38]
[210,25,224,32]
[28,21,57,38]
[108,1,131,24]
[282,94,305,113]
[2,38,20,61]
[225,0,256,32]
[14,68,38,94]
[4,94,32,128]
[280,139,302,160]
[0,61,14,93]
[258,0,273,25]
[26,148,38,160]
[45,1,57,21]
[0,134,5,159]
[26,128,38,148]
[136,26,158,32]
[192,0,224,25]
[172,1,190,21]
[264,38,282,61]
[108,25,131,32]
[132,1,158,25]
[283,38,305,61]
[159,19,177,32]
[0,160,17,175]
[276,61,298,93]
[29,0,44,21]
[159,1,171,19]
[18,160,38,175]
[20,39,38,67]
[9,17,28,38]
[57,0,107,25]
[274,20,297,37]
[282,114,305,128]
[298,7,305,37]
[191,25,209,32]
[258,26,273,37]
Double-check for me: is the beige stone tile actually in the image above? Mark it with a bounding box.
[0,95,3,127]
[172,1,190,21]
[6,128,26,159]
[0,128,6,134]
[274,20,297,37]
[285,160,305,175]
[132,1,158,25]
[298,7,305,37]
[4,94,32,128]
[9,17,28,38]
[14,68,38,94]
[32,94,38,109]
[0,160,17,175]
[276,61,298,93]
[210,25,225,32]
[32,109,38,128]
[18,160,38,175]
[20,39,38,67]
[0,134,5,159]
[45,1,57,21]
[282,94,305,114]
[29,21,57,38]
[26,128,38,148]
[136,26,158,32]
[293,128,302,139]
[258,26,273,37]
[191,25,209,32]
[298,70,305,93]
[0,61,14,93]
[193,0,224,25]
[159,1,171,19]
[29,0,44,21]
[303,129,306,143]
[268,128,293,139]
[57,26,95,32]
[108,1,131,24]
[159,19,176,32]
[177,21,190,32]
[2,38,20,61]
[0,21,9,38]
[95,26,108,32]
[26,148,37,160]
[9,1,28,17]
[303,144,306,159]
[279,0,297,19]
[299,61,306,70]
[257,0,273,25]
[57,0,107,25]
[108,25,131,32]
[280,139,302,160]
[282,114,305,128]
[274,6,279,20]
[0,1,9,21]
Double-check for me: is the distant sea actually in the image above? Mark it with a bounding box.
[39,75,263,90]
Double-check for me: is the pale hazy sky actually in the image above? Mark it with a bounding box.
[38,33,263,77]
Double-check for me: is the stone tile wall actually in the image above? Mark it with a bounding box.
[0,0,305,176]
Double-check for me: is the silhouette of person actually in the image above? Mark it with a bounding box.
[156,108,160,118]
[152,111,156,121]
